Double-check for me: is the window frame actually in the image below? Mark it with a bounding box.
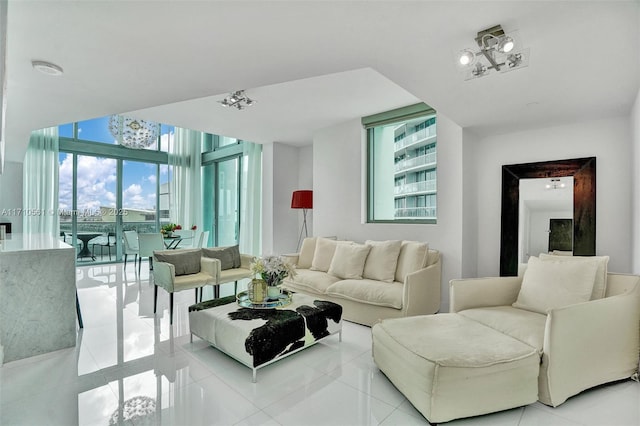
[364,103,437,224]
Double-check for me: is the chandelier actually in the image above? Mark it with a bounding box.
[457,25,529,81]
[218,90,255,110]
[108,115,159,149]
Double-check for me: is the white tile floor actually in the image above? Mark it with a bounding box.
[1,262,639,425]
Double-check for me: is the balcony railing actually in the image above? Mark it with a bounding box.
[394,179,437,196]
[395,152,437,172]
[394,207,437,219]
[394,124,436,151]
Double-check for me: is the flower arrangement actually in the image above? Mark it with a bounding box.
[161,223,182,234]
[250,255,296,287]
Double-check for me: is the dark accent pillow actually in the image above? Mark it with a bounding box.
[202,245,241,270]
[154,248,202,276]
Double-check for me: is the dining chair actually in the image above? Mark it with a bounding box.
[123,230,140,270]
[92,232,117,261]
[197,230,210,248]
[138,233,166,273]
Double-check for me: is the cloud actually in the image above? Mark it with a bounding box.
[59,154,157,213]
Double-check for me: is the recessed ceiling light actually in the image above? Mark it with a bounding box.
[31,60,64,76]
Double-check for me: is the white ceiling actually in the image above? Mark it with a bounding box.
[4,1,639,162]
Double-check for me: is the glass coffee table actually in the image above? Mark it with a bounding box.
[236,289,293,309]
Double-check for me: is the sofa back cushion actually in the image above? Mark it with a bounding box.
[328,243,371,279]
[538,253,609,299]
[202,245,241,270]
[394,241,429,283]
[154,249,202,276]
[363,240,402,282]
[513,256,599,314]
[297,237,317,269]
[310,238,346,272]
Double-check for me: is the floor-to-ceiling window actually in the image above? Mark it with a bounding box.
[58,117,170,263]
[201,136,243,248]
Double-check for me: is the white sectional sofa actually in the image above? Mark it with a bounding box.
[282,237,441,326]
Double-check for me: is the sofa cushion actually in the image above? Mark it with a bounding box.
[459,306,547,353]
[311,238,344,272]
[284,269,341,294]
[395,241,429,283]
[298,237,317,269]
[326,279,403,309]
[363,240,402,282]
[513,256,599,314]
[328,243,371,279]
[154,249,202,276]
[202,245,241,270]
[538,253,610,300]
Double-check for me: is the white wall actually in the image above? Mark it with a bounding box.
[474,116,633,276]
[313,114,464,312]
[0,160,23,233]
[262,142,314,256]
[631,88,640,274]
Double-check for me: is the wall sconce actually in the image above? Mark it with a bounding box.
[457,24,529,81]
[291,190,313,250]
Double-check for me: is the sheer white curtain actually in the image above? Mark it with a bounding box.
[239,142,262,256]
[169,128,202,231]
[23,127,59,235]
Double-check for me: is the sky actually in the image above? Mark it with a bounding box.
[58,116,173,213]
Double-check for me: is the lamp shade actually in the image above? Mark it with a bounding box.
[291,190,313,209]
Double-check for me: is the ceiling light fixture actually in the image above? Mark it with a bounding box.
[545,178,566,190]
[218,90,256,110]
[456,25,529,81]
[108,115,159,149]
[31,60,64,76]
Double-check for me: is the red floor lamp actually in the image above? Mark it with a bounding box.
[291,190,313,250]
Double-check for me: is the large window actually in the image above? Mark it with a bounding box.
[365,103,437,223]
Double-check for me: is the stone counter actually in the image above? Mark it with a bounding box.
[0,233,76,364]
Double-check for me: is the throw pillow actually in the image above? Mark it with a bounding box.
[202,245,241,270]
[154,249,202,276]
[363,240,403,282]
[513,256,599,314]
[327,243,372,280]
[538,253,610,299]
[297,237,317,269]
[394,241,429,283]
[310,238,340,272]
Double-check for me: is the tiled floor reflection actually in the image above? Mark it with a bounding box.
[1,261,639,425]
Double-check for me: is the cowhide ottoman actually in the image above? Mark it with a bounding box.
[188,293,342,382]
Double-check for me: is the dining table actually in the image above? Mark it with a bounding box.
[76,232,102,260]
[163,235,193,249]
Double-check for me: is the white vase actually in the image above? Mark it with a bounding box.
[267,286,281,298]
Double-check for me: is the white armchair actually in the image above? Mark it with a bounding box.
[450,271,640,407]
[152,249,217,324]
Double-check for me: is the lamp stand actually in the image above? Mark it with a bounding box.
[297,208,309,251]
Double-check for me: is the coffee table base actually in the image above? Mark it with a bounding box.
[188,294,343,382]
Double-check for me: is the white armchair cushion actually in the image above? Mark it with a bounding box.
[538,253,610,299]
[328,243,371,279]
[513,256,599,314]
[394,241,429,283]
[363,240,402,282]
